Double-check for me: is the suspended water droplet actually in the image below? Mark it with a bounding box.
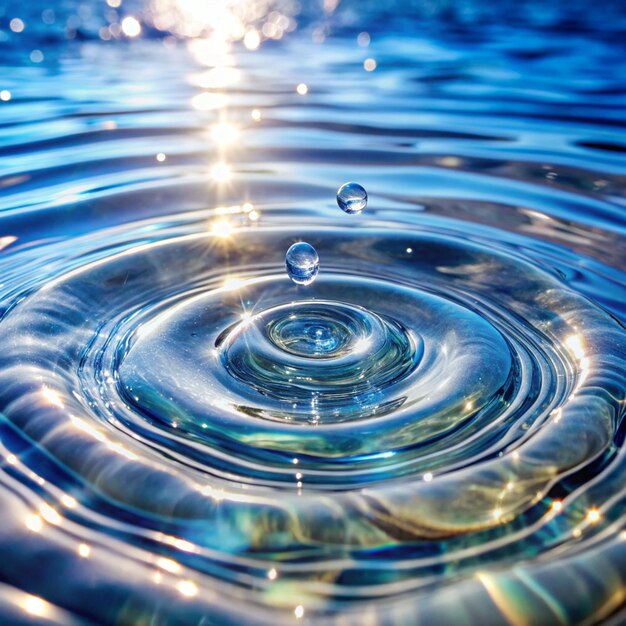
[285,242,319,285]
[337,182,367,214]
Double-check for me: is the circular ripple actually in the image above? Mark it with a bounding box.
[1,11,625,624]
[118,272,512,445]
[0,224,623,625]
[219,300,420,412]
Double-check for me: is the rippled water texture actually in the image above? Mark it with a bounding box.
[0,1,625,624]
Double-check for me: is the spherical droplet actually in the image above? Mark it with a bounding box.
[285,242,319,286]
[337,182,367,214]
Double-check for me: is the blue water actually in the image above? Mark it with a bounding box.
[0,1,625,624]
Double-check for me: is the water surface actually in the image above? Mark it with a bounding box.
[0,1,625,624]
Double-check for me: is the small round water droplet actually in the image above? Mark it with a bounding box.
[337,182,367,214]
[285,242,319,286]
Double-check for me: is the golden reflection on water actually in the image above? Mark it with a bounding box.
[150,0,299,44]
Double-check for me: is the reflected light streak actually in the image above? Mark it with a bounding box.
[192,66,240,88]
[211,122,239,145]
[177,580,198,597]
[25,514,43,532]
[22,595,48,617]
[566,334,590,394]
[478,572,524,626]
[150,0,298,45]
[40,504,61,525]
[163,535,197,553]
[191,92,229,111]
[223,276,246,291]
[0,235,17,249]
[78,543,91,558]
[566,334,585,360]
[211,162,232,182]
[70,415,137,460]
[41,385,64,408]
[211,219,234,238]
[61,495,77,508]
[157,557,181,573]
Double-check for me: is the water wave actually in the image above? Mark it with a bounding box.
[0,2,624,624]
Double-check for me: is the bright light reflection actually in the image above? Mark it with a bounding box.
[244,29,260,49]
[566,334,585,360]
[177,580,198,597]
[10,18,25,33]
[157,557,181,573]
[566,333,590,393]
[40,504,61,525]
[188,37,233,66]
[0,235,17,249]
[41,386,64,408]
[364,58,377,71]
[61,495,77,508]
[223,276,246,290]
[169,537,196,552]
[149,0,298,43]
[211,162,232,182]
[70,415,137,460]
[211,219,234,238]
[122,16,142,38]
[25,514,43,532]
[352,337,372,355]
[211,122,239,145]
[22,595,47,617]
[193,66,240,89]
[191,92,229,111]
